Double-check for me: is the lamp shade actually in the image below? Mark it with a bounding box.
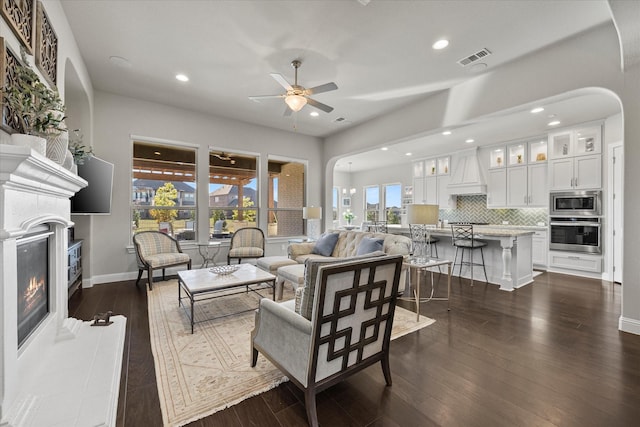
[285,94,307,112]
[407,204,439,225]
[303,206,322,219]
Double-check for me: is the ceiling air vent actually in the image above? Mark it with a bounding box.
[333,117,346,123]
[457,48,492,67]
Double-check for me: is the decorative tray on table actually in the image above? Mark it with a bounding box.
[209,265,240,275]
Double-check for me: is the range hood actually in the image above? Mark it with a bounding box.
[447,147,487,195]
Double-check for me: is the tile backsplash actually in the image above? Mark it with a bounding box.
[439,195,548,225]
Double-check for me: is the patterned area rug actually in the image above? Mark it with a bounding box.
[148,279,435,427]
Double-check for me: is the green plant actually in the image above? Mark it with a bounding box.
[1,48,66,136]
[343,210,356,222]
[69,129,93,164]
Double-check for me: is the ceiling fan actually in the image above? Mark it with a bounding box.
[213,152,236,164]
[249,60,338,116]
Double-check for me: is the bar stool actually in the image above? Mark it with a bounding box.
[451,224,488,285]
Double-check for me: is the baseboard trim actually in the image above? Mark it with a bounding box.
[619,316,640,336]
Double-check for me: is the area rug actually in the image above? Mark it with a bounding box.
[148,279,435,427]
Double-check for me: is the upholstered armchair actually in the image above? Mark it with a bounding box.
[227,227,265,264]
[251,254,403,427]
[133,231,192,290]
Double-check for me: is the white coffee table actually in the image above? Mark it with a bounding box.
[178,264,276,333]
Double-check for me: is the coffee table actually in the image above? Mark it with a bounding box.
[178,264,276,333]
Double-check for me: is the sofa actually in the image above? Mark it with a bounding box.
[288,229,412,263]
[282,230,412,294]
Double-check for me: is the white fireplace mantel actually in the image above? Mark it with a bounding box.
[0,145,126,426]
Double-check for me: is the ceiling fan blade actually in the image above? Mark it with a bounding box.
[306,97,334,113]
[306,82,338,95]
[283,105,293,117]
[270,73,293,91]
[249,94,285,101]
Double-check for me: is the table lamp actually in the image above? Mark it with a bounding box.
[407,204,439,261]
[302,206,322,240]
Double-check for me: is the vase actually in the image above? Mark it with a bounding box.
[46,132,69,165]
[63,149,74,170]
[10,134,46,156]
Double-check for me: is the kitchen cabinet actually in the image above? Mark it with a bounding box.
[532,229,548,268]
[487,139,547,208]
[487,168,507,208]
[506,163,547,207]
[549,251,602,273]
[548,154,601,190]
[548,125,602,190]
[412,156,456,208]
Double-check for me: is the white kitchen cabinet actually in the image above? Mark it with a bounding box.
[532,230,548,268]
[549,251,602,273]
[549,126,601,159]
[412,157,455,208]
[487,168,507,208]
[507,163,548,207]
[549,154,601,190]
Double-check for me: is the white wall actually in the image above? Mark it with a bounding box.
[87,91,322,284]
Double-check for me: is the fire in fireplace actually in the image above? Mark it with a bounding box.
[17,226,51,348]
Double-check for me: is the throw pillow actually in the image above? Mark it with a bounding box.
[356,237,384,256]
[311,232,339,257]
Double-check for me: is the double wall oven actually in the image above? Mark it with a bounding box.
[549,191,602,254]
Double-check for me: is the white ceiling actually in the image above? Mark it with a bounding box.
[60,0,619,170]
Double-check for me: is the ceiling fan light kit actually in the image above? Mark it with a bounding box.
[285,94,307,112]
[250,59,337,115]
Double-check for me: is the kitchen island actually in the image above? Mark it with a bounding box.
[392,226,535,291]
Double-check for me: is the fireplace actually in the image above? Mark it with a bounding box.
[17,225,51,348]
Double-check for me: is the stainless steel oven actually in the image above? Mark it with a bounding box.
[549,217,601,254]
[549,190,601,217]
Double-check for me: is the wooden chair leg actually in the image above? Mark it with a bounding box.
[304,388,319,427]
[162,268,166,281]
[251,346,258,367]
[147,267,154,290]
[135,269,143,286]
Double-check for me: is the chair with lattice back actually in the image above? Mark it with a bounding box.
[451,223,488,285]
[251,254,403,427]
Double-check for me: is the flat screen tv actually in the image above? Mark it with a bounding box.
[71,156,114,215]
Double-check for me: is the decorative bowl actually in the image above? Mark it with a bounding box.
[210,265,240,275]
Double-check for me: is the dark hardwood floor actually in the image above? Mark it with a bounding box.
[68,271,640,426]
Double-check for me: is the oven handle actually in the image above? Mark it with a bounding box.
[550,222,601,227]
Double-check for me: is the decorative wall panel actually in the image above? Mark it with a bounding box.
[35,1,56,86]
[0,0,35,55]
[1,37,22,133]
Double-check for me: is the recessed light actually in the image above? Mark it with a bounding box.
[531,107,545,113]
[405,152,412,156]
[381,147,388,151]
[548,120,561,126]
[154,151,161,155]
[175,74,189,82]
[309,111,319,117]
[465,139,475,143]
[432,39,449,50]
[442,130,452,135]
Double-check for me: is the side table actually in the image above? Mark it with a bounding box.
[402,257,452,320]
[197,241,222,268]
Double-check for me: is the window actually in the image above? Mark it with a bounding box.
[384,183,402,224]
[209,150,258,237]
[267,158,305,237]
[364,185,380,221]
[132,141,197,241]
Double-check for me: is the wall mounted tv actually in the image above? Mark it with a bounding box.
[71,156,114,215]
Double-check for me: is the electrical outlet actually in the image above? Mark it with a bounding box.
[281,244,286,250]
